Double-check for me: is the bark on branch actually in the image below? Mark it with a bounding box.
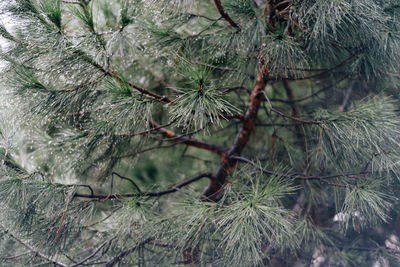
[213,0,240,29]
[202,66,269,200]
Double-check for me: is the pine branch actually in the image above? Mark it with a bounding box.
[0,223,69,267]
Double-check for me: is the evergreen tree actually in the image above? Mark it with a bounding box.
[0,0,400,266]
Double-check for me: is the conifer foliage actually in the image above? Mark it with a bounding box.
[0,0,400,266]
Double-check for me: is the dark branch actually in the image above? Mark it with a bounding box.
[118,142,182,159]
[104,238,153,267]
[112,172,142,193]
[112,71,172,104]
[284,54,357,81]
[74,173,214,200]
[220,85,251,94]
[70,238,115,267]
[261,91,319,124]
[269,76,347,104]
[232,155,374,181]
[213,0,240,29]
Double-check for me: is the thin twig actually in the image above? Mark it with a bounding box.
[232,155,374,181]
[70,238,115,267]
[74,173,214,200]
[87,207,122,227]
[117,121,175,137]
[220,85,251,94]
[269,76,347,104]
[117,142,183,159]
[150,120,228,156]
[261,91,320,124]
[112,172,142,193]
[104,238,154,267]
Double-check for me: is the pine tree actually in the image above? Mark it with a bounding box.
[0,0,400,266]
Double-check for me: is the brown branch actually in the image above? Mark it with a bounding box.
[263,0,272,25]
[74,172,214,200]
[54,198,70,241]
[202,65,269,201]
[213,0,240,29]
[150,120,228,156]
[273,0,291,10]
[276,3,293,17]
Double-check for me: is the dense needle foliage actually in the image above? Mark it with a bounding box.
[0,0,400,266]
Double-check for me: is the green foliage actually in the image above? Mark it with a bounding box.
[312,96,400,175]
[171,51,238,129]
[214,170,299,266]
[261,33,309,77]
[340,180,394,230]
[39,0,62,30]
[0,0,400,266]
[72,2,95,32]
[0,170,95,255]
